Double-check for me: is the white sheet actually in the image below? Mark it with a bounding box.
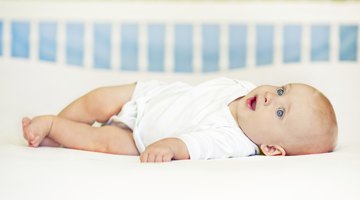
[1,59,360,200]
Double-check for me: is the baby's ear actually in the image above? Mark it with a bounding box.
[260,144,286,156]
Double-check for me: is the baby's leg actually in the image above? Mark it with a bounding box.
[22,116,53,147]
[59,84,136,124]
[22,118,60,147]
[39,83,136,147]
[22,115,139,155]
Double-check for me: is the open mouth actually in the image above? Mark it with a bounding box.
[247,96,257,111]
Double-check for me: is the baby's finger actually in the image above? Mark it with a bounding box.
[155,154,163,163]
[147,153,155,162]
[163,154,173,162]
[140,152,148,163]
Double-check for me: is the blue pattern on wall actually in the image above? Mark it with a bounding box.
[175,24,193,72]
[202,24,220,72]
[148,24,165,72]
[39,22,57,62]
[340,25,358,61]
[11,21,30,58]
[121,24,138,71]
[66,22,84,66]
[94,23,111,69]
[5,21,359,72]
[311,25,330,61]
[229,24,247,69]
[283,25,301,63]
[256,25,274,66]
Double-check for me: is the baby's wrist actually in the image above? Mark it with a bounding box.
[165,138,189,160]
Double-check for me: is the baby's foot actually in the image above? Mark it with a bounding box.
[39,137,61,147]
[22,116,54,147]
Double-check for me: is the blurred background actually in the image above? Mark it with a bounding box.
[0,2,359,200]
[0,0,358,75]
[0,0,359,145]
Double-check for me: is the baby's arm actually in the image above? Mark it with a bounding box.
[140,138,189,162]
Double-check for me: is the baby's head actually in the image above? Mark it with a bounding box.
[235,83,338,156]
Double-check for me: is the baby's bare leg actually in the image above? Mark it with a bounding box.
[59,84,136,124]
[39,84,136,147]
[23,115,139,155]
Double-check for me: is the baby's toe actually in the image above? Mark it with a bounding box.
[22,117,31,126]
[26,128,36,144]
[22,118,33,139]
[31,135,41,147]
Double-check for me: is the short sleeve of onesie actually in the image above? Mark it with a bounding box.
[177,125,258,160]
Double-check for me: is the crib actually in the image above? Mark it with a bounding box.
[1,2,359,72]
[0,2,360,200]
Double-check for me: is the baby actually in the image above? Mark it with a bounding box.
[22,77,338,162]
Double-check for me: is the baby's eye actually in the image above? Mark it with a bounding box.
[276,107,285,119]
[276,87,284,96]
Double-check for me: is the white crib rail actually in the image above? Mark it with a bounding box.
[0,2,359,73]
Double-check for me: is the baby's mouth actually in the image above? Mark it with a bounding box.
[247,96,257,111]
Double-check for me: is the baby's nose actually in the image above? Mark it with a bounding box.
[264,92,277,105]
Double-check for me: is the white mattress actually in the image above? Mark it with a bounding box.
[1,59,360,200]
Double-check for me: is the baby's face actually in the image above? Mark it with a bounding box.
[235,83,320,149]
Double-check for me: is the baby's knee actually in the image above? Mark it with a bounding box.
[83,88,114,121]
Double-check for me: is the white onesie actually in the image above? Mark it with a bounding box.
[109,77,260,160]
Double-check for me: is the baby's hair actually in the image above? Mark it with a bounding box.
[313,90,338,152]
[285,85,338,156]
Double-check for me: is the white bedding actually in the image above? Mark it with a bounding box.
[1,59,360,200]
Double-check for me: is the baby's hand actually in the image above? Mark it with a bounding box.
[140,138,189,163]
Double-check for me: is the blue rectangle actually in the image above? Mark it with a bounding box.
[66,23,84,66]
[39,22,57,62]
[311,25,330,61]
[340,25,358,61]
[202,24,220,72]
[94,23,111,69]
[121,24,138,71]
[283,25,301,63]
[11,21,30,58]
[0,21,3,56]
[174,24,193,73]
[229,24,247,69]
[256,25,274,66]
[148,24,165,72]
